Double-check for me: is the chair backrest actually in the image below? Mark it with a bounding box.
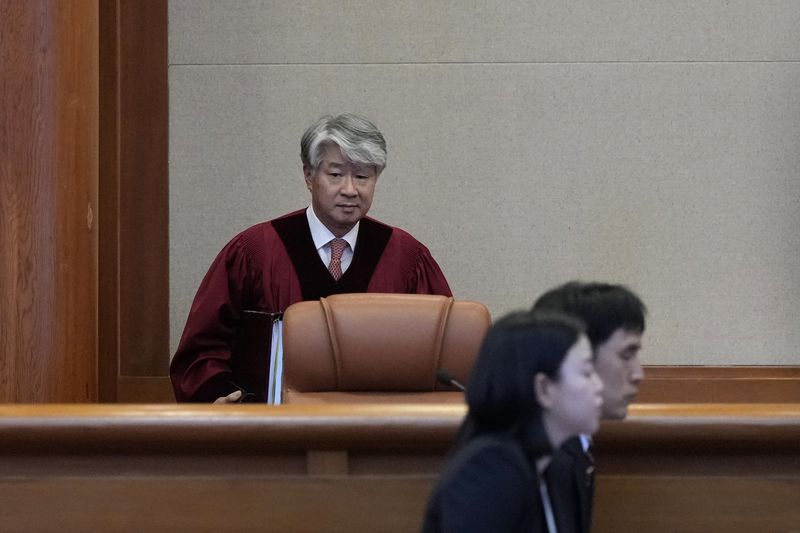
[282,293,491,404]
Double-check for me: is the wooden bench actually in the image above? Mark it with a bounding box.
[1,403,798,532]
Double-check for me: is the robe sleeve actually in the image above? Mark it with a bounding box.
[169,231,263,402]
[412,244,453,297]
[371,226,453,297]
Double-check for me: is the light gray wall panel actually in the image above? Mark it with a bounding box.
[169,1,800,64]
[170,62,800,364]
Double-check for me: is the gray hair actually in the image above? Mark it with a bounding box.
[300,114,387,173]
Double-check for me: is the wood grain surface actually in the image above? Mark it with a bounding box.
[0,403,798,532]
[0,0,98,402]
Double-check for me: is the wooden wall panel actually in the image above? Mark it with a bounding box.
[98,0,169,402]
[117,376,175,403]
[98,0,121,402]
[117,0,168,376]
[0,0,98,402]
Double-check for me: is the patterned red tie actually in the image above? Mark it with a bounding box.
[328,238,347,281]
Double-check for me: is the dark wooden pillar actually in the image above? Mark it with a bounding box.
[0,0,99,402]
[99,0,169,402]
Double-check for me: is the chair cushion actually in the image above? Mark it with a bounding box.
[282,293,490,396]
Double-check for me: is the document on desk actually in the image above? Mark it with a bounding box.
[267,318,283,404]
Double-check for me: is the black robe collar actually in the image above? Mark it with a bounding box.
[272,212,392,301]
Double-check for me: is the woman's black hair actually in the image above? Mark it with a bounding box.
[461,310,585,458]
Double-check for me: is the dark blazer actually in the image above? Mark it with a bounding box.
[421,433,547,533]
[544,436,594,533]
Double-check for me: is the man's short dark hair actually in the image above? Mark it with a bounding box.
[532,281,647,349]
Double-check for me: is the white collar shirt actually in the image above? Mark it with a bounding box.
[306,206,358,274]
[579,433,592,453]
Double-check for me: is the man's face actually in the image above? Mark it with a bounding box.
[304,145,378,237]
[593,328,644,420]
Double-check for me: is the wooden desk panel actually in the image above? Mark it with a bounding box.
[117,366,800,404]
[594,404,800,533]
[637,366,800,403]
[1,404,798,532]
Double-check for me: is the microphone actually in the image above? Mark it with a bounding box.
[436,369,467,392]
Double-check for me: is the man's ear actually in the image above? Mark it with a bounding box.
[303,165,313,189]
[534,373,555,410]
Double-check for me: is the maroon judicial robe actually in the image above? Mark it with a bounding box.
[170,210,452,402]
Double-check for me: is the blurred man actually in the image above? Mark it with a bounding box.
[532,281,647,533]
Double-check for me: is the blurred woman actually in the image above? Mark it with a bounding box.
[422,311,603,533]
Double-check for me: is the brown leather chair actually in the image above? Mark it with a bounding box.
[281,293,491,404]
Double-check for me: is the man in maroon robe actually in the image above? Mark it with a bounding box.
[170,114,452,402]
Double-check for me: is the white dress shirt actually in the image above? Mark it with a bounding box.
[306,206,359,274]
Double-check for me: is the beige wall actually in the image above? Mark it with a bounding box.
[168,1,800,365]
